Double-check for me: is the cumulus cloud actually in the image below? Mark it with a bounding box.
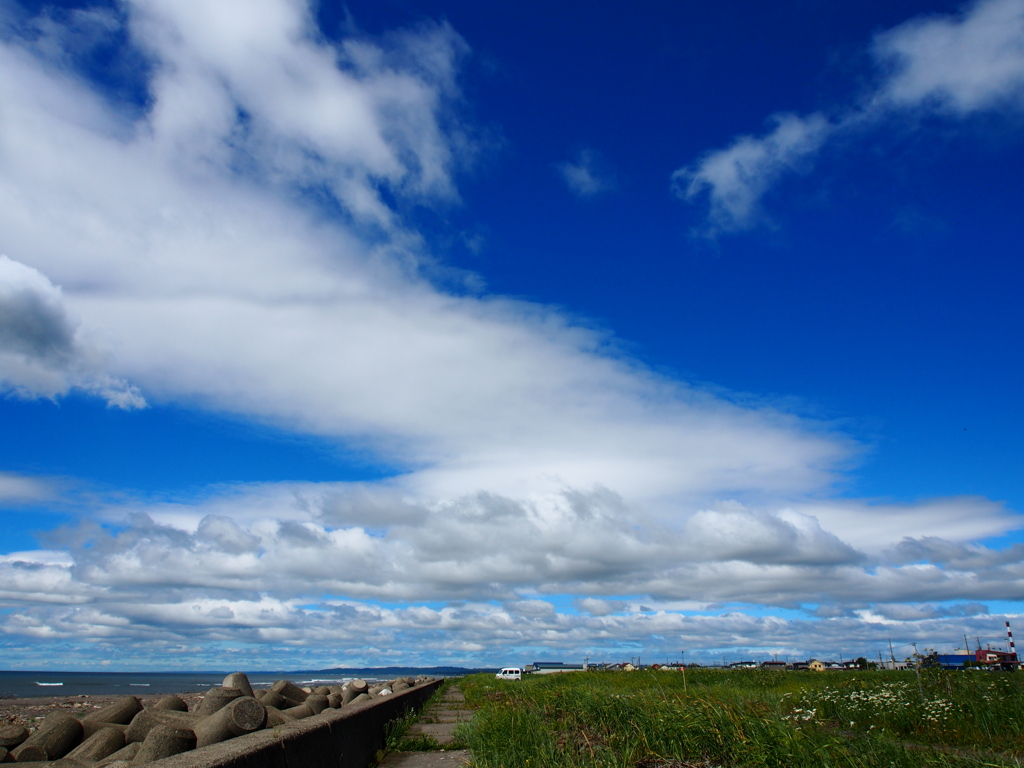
[556,148,616,197]
[676,0,1024,234]
[0,256,144,406]
[0,481,1017,664]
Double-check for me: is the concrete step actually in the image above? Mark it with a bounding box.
[378,750,470,767]
[404,723,462,743]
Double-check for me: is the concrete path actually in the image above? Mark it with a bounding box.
[377,752,469,767]
[379,684,471,767]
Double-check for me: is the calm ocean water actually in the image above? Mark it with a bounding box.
[0,670,442,699]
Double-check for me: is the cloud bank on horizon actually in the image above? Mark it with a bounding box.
[0,0,1022,668]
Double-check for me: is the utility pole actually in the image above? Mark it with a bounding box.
[888,637,897,666]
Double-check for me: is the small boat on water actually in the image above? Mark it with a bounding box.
[36,682,63,686]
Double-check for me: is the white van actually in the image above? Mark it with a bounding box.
[495,667,522,680]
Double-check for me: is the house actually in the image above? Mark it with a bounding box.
[976,648,1017,665]
[811,659,843,671]
[760,661,787,670]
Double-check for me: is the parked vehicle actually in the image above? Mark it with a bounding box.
[496,667,522,680]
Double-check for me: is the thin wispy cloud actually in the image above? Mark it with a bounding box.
[676,0,1024,235]
[556,148,616,197]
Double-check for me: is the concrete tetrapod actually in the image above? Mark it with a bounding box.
[304,694,329,715]
[12,713,84,762]
[342,679,368,705]
[152,695,189,712]
[0,725,28,749]
[264,706,294,727]
[83,697,144,726]
[271,680,309,704]
[133,724,196,763]
[66,726,126,762]
[125,710,198,744]
[96,741,140,767]
[81,720,128,740]
[258,691,287,709]
[194,697,267,748]
[280,703,314,720]
[222,672,256,699]
[196,687,244,716]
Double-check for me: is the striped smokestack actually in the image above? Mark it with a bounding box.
[1007,620,1016,658]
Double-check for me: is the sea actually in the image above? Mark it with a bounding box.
[0,667,479,699]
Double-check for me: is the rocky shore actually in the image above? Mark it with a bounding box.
[0,672,436,766]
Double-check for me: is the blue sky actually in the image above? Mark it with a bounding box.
[0,0,1022,670]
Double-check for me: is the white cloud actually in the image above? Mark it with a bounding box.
[874,0,1024,113]
[0,0,1020,664]
[0,255,145,407]
[0,2,853,507]
[672,113,832,234]
[556,148,615,197]
[676,0,1024,233]
[3,484,1015,622]
[0,472,56,503]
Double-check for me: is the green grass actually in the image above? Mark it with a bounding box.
[457,669,1024,768]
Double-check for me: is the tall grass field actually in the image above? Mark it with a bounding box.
[456,668,1024,767]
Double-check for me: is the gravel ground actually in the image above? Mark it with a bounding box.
[0,692,206,732]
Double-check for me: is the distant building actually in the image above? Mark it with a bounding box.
[526,661,585,675]
[976,648,1017,666]
[875,659,908,670]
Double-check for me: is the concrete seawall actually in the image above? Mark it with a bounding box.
[143,679,444,768]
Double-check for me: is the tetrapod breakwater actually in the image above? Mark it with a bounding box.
[0,672,443,768]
